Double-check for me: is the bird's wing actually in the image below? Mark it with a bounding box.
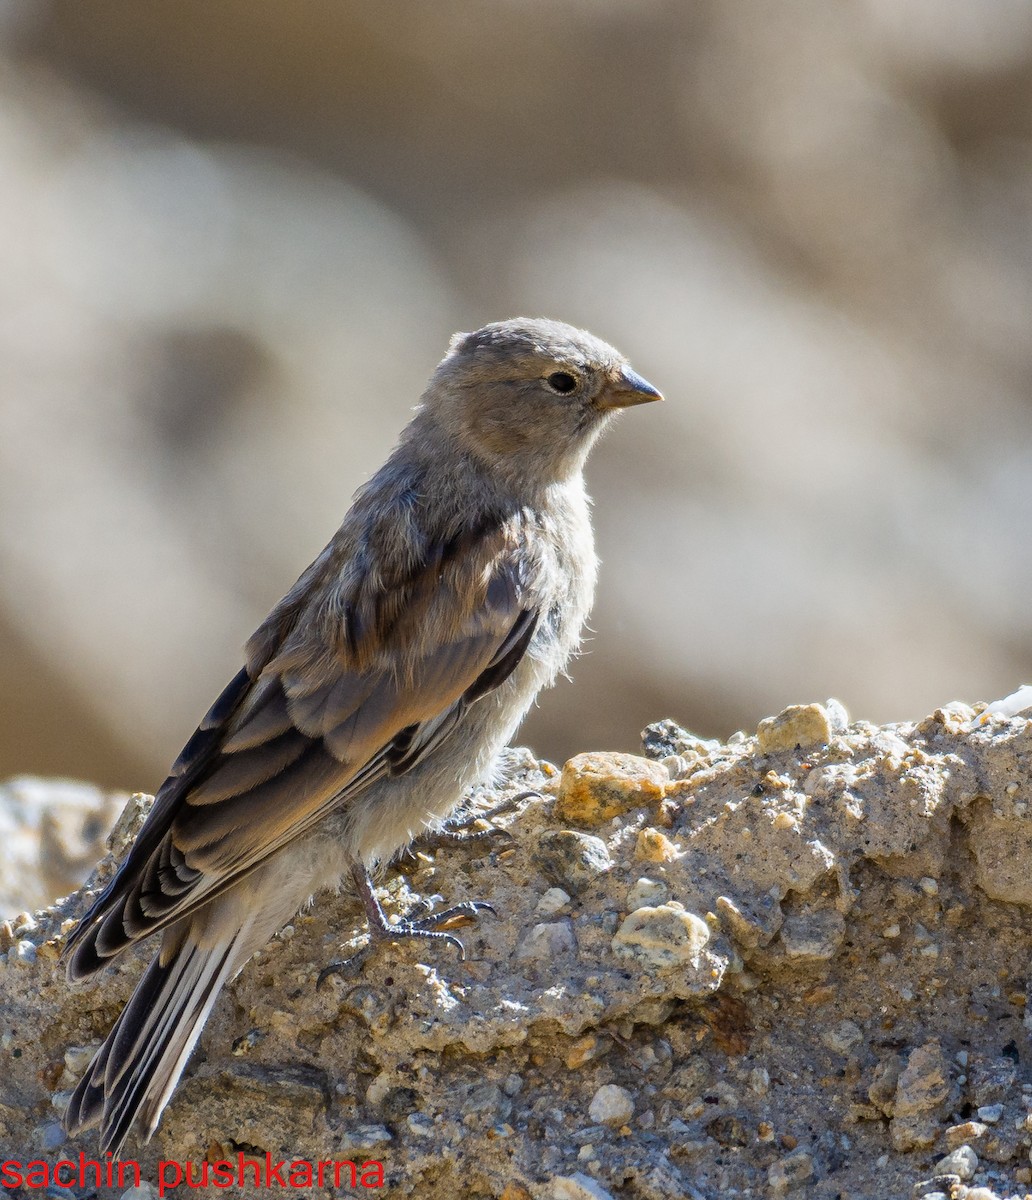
[65,516,541,979]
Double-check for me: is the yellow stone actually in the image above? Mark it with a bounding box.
[634,827,679,862]
[555,752,668,826]
[565,1034,600,1069]
[757,704,832,754]
[499,1185,533,1200]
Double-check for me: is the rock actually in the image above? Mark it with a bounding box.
[821,1019,864,1054]
[640,720,719,760]
[555,752,668,826]
[911,1182,955,1199]
[768,1149,814,1191]
[516,920,576,961]
[757,704,833,753]
[565,1034,603,1070]
[549,1174,615,1200]
[7,705,1032,1197]
[934,1144,977,1180]
[944,1121,987,1149]
[536,887,572,916]
[626,877,669,910]
[891,1041,952,1150]
[611,903,710,969]
[588,1083,634,1126]
[633,827,680,862]
[534,830,613,894]
[780,909,846,959]
[969,1055,1017,1107]
[0,777,127,916]
[967,804,1032,905]
[6,938,36,966]
[500,1186,533,1200]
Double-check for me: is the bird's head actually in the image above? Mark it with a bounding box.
[420,317,662,489]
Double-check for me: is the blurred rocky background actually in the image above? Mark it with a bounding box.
[2,0,1032,797]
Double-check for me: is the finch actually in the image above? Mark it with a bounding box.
[63,317,662,1155]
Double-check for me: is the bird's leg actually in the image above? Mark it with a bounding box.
[317,863,495,986]
[417,789,542,847]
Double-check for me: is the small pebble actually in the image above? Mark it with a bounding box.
[39,1121,65,1150]
[919,876,939,895]
[548,1173,615,1200]
[9,939,37,966]
[821,1020,863,1054]
[13,912,36,936]
[825,698,850,733]
[566,1035,603,1070]
[749,1067,770,1096]
[611,904,710,969]
[535,830,612,894]
[63,1045,97,1079]
[634,827,680,863]
[934,1144,977,1180]
[780,910,845,960]
[945,1121,987,1148]
[883,924,901,938]
[976,1103,1004,1124]
[588,1084,634,1127]
[555,752,668,826]
[535,888,572,917]
[626,877,669,911]
[661,754,691,779]
[768,1150,814,1192]
[407,1113,434,1138]
[757,704,832,753]
[516,921,576,961]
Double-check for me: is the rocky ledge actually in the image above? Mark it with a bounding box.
[3,700,1032,1200]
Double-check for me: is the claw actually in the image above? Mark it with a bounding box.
[317,867,497,987]
[418,789,543,850]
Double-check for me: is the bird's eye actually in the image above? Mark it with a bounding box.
[545,371,579,395]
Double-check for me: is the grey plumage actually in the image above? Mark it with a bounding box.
[62,317,662,1155]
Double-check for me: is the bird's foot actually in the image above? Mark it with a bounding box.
[317,867,496,987]
[417,789,542,848]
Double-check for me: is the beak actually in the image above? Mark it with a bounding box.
[604,366,664,408]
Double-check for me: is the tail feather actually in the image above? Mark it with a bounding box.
[66,921,248,1158]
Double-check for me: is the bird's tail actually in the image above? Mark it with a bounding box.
[65,918,250,1159]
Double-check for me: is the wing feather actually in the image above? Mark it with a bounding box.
[65,511,544,981]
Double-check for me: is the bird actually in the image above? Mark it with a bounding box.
[62,316,662,1157]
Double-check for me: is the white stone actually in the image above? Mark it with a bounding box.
[626,877,669,910]
[588,1083,634,1126]
[516,920,576,961]
[550,1173,615,1200]
[611,904,709,969]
